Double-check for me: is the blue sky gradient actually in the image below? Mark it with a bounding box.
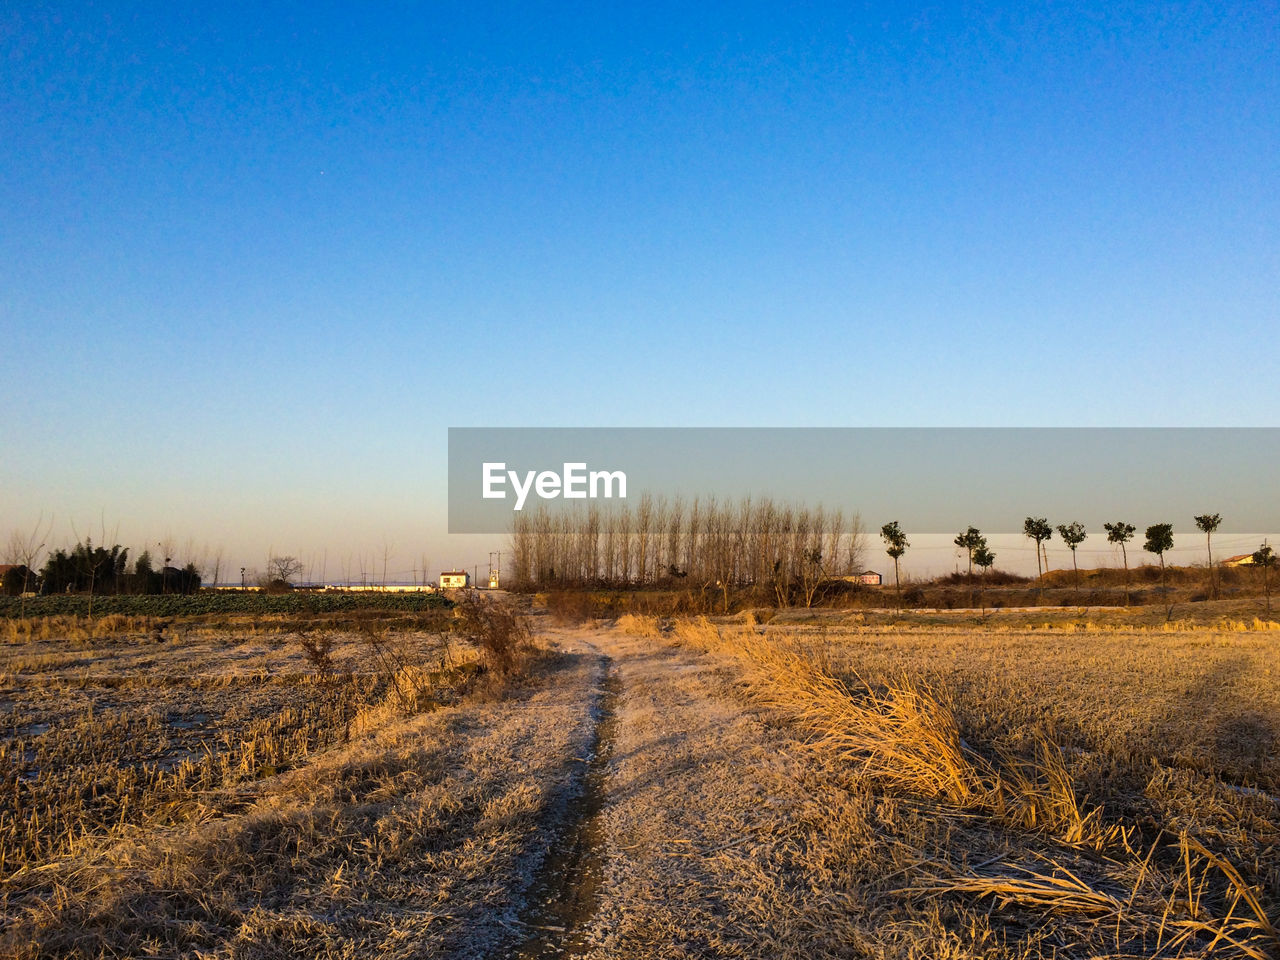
[2,2,1277,576]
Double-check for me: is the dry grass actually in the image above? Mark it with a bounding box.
[654,614,1280,958]
[0,626,481,882]
[0,611,587,958]
[8,604,1277,958]
[616,612,662,639]
[3,614,157,644]
[452,592,536,675]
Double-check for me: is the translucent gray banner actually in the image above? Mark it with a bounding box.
[448,428,1279,535]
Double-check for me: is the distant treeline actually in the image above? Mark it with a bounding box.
[2,541,201,597]
[508,496,865,606]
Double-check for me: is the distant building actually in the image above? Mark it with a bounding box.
[439,570,470,589]
[1221,554,1256,567]
[836,571,883,586]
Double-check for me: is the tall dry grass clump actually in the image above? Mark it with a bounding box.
[617,612,662,639]
[901,832,1279,959]
[730,632,984,805]
[991,739,1130,848]
[670,615,720,650]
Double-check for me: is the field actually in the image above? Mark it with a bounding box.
[0,591,451,619]
[636,611,1280,957]
[2,601,1277,958]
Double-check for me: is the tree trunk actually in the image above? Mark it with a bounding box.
[1206,532,1215,600]
[1121,544,1129,607]
[1161,555,1173,621]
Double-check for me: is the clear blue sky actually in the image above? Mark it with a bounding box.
[2,2,1277,577]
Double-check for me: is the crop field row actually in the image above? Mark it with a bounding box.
[0,591,451,620]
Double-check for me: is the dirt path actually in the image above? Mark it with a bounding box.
[509,645,620,959]
[513,623,882,960]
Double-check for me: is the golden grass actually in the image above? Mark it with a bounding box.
[616,612,662,639]
[2,614,156,644]
[649,615,1280,958]
[1,614,580,958]
[0,624,495,887]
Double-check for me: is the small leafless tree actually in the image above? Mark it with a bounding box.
[208,546,224,590]
[267,555,304,586]
[6,514,52,615]
[799,546,826,608]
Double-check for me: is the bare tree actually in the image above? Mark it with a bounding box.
[6,514,52,615]
[208,546,224,590]
[503,495,862,611]
[267,555,304,586]
[799,547,825,608]
[665,496,684,578]
[382,540,394,588]
[634,493,653,584]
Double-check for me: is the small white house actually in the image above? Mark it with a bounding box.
[439,570,470,589]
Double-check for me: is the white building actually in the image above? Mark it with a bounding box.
[439,570,470,589]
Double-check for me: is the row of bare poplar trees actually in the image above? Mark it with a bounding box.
[507,496,865,601]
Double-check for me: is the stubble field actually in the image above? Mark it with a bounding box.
[2,603,1277,958]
